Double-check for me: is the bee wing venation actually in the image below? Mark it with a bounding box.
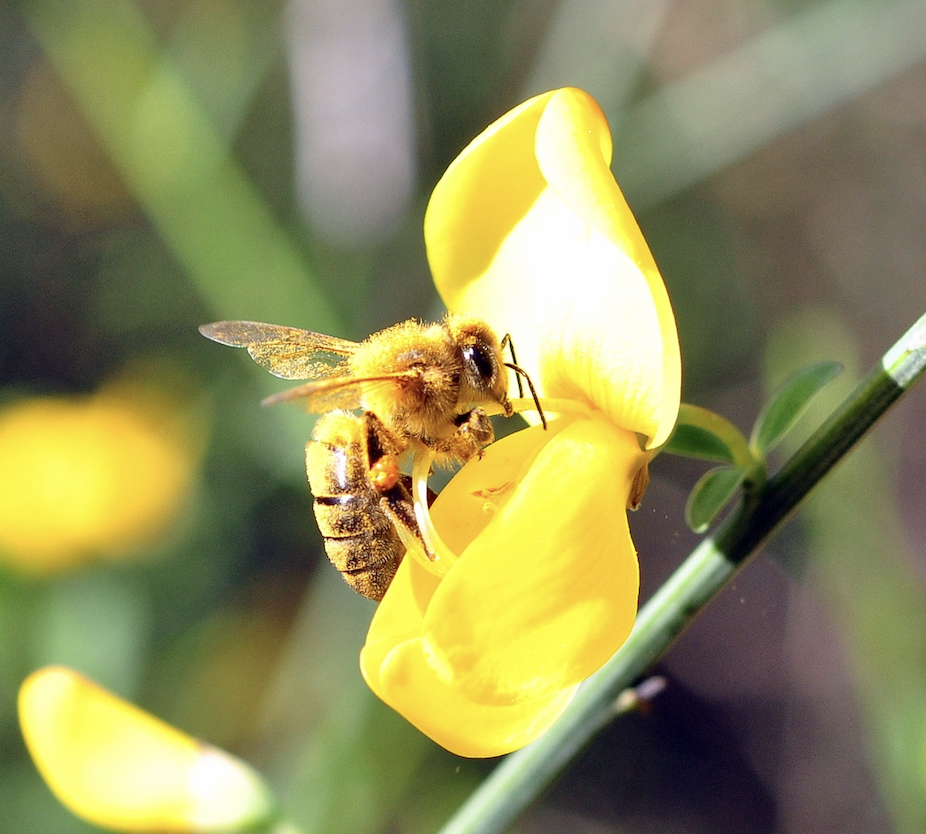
[199,321,359,380]
[245,345,347,380]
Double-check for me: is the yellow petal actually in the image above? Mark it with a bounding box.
[19,667,273,832]
[360,415,642,756]
[366,636,579,758]
[361,418,574,679]
[362,541,444,681]
[425,87,680,447]
[361,552,578,758]
[423,415,642,704]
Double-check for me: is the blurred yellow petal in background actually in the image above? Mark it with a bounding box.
[19,666,275,832]
[0,380,201,574]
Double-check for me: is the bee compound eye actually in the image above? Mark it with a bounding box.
[462,343,496,383]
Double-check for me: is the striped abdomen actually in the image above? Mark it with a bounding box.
[305,411,417,600]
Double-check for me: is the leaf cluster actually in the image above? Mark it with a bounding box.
[663,362,842,532]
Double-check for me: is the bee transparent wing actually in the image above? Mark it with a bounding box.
[199,321,359,380]
[263,372,417,413]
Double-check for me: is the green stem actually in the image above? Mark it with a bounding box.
[437,311,926,834]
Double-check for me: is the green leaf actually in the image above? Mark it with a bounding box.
[751,361,842,455]
[662,404,753,466]
[663,423,737,464]
[685,466,747,533]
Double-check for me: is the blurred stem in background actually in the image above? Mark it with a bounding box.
[22,0,344,480]
[23,0,342,373]
[535,0,926,208]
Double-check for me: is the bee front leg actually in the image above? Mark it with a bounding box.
[440,407,495,462]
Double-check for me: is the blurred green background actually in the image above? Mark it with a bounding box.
[2,0,926,832]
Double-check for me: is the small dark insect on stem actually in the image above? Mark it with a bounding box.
[500,333,547,430]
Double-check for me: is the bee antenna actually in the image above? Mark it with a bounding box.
[504,362,547,430]
[500,333,524,399]
[500,333,546,430]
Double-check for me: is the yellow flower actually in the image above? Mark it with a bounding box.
[19,666,275,832]
[0,381,198,573]
[360,88,681,758]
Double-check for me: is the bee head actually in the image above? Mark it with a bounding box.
[446,316,513,417]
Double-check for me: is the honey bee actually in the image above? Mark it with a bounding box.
[199,314,539,599]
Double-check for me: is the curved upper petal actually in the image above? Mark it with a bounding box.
[425,87,680,447]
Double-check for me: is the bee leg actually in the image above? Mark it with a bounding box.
[363,410,407,463]
[437,407,495,462]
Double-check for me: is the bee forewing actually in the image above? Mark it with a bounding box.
[199,321,355,350]
[199,321,360,380]
[246,345,347,380]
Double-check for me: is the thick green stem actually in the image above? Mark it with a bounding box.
[437,311,926,834]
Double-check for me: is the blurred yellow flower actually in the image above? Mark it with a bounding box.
[360,88,681,757]
[19,666,275,832]
[0,381,198,573]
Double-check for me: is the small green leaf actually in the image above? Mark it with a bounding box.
[663,423,737,464]
[751,361,842,455]
[685,466,747,533]
[663,404,753,466]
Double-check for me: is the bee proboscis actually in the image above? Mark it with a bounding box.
[200,314,540,599]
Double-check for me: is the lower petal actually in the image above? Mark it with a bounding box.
[368,637,579,758]
[424,415,643,705]
[361,552,442,692]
